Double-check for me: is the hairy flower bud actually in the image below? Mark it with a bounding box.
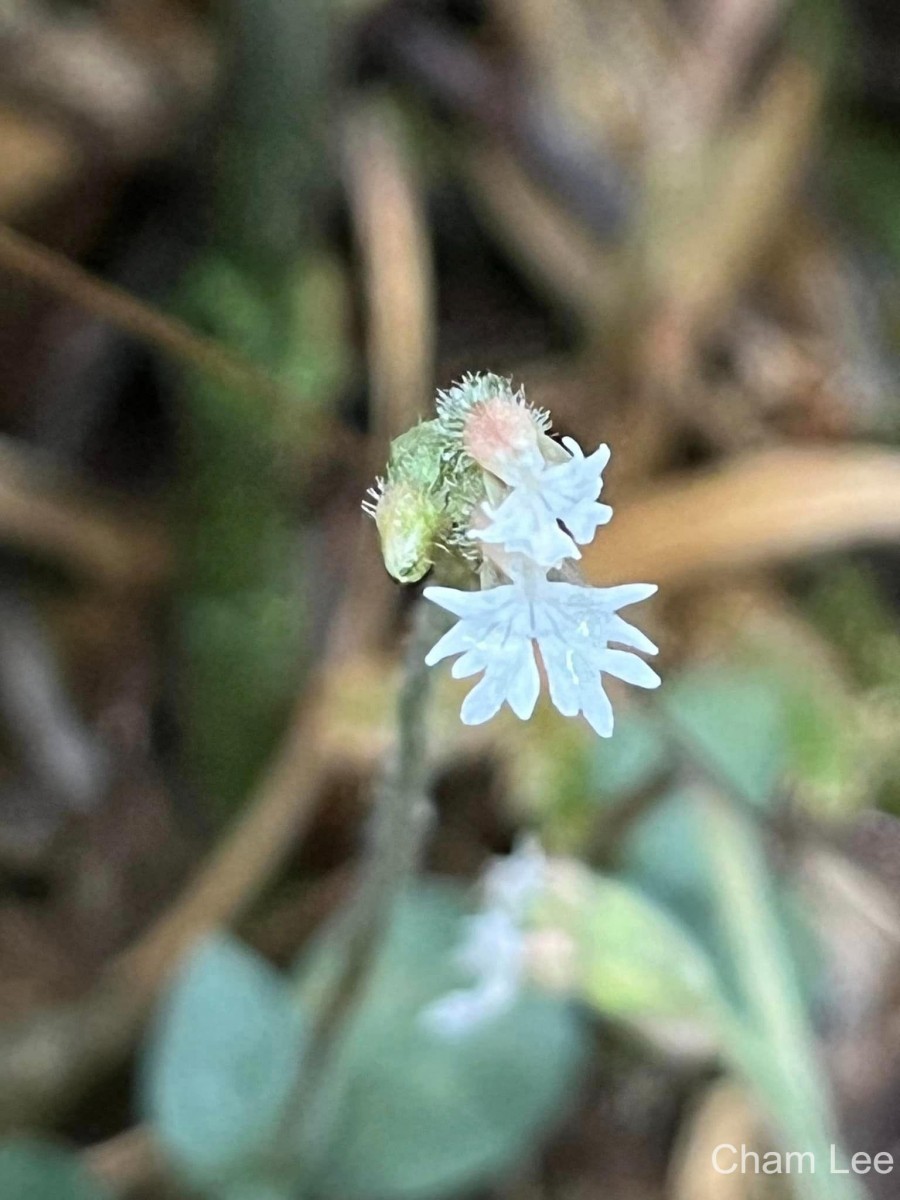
[461,394,544,481]
[363,419,485,583]
[365,478,443,584]
[437,373,551,484]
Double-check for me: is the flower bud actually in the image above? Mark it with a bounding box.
[364,418,487,583]
[437,372,551,486]
[366,478,443,584]
[462,395,544,483]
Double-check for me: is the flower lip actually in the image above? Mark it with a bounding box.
[423,574,659,736]
[470,435,614,569]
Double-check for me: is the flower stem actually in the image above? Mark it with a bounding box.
[357,596,440,903]
[279,599,443,1157]
[316,598,439,1024]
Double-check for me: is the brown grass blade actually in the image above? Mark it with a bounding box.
[584,446,900,587]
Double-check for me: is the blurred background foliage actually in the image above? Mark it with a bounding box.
[2,0,900,1198]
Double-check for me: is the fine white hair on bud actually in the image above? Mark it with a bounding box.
[436,373,551,443]
[361,477,386,518]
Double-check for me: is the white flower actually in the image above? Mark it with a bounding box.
[424,567,659,737]
[482,835,547,917]
[473,437,613,569]
[420,838,547,1038]
[420,909,525,1038]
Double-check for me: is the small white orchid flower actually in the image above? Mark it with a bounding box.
[420,838,547,1038]
[473,437,613,569]
[482,835,547,917]
[367,373,661,736]
[420,908,526,1038]
[424,565,659,737]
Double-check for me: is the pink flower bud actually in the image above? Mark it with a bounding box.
[461,393,545,484]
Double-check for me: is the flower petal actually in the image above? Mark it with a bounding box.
[460,666,512,724]
[538,638,582,717]
[559,436,611,477]
[606,614,658,655]
[474,493,578,569]
[582,684,615,737]
[424,569,659,736]
[451,648,490,678]
[424,584,513,619]
[601,649,662,689]
[563,501,613,544]
[424,621,476,666]
[504,643,541,719]
[588,582,658,611]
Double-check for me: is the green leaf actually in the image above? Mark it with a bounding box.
[660,657,864,819]
[220,1185,296,1200]
[0,1140,111,1200]
[295,882,585,1200]
[142,934,304,1190]
[662,669,786,806]
[620,788,822,1009]
[782,676,859,817]
[828,122,900,264]
[547,866,725,1029]
[620,786,719,940]
[589,709,669,800]
[698,791,866,1200]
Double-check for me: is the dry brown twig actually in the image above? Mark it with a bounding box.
[0,108,80,220]
[343,98,435,449]
[0,0,216,163]
[462,141,614,325]
[686,0,786,125]
[640,57,822,355]
[0,223,304,417]
[334,98,437,661]
[583,444,900,588]
[83,1125,162,1199]
[0,437,169,589]
[115,697,327,995]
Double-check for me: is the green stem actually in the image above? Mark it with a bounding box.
[274,599,442,1167]
[311,599,439,1035]
[700,787,867,1200]
[355,597,440,908]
